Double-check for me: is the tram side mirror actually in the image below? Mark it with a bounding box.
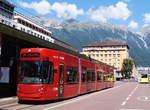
[54,69,58,73]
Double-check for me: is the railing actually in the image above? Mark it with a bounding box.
[14,11,51,33]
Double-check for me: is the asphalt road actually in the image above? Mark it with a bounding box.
[1,81,150,110]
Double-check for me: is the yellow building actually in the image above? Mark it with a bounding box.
[81,42,129,79]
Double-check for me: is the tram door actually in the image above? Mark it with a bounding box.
[59,63,64,99]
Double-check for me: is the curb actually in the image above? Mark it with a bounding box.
[0,96,18,106]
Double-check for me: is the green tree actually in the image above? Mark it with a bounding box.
[121,58,134,79]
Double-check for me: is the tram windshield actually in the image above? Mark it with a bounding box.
[18,61,53,84]
[141,74,148,78]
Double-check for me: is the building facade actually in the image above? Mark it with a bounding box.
[0,0,15,19]
[0,0,15,26]
[81,42,129,80]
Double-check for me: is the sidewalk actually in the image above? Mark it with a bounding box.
[0,96,18,106]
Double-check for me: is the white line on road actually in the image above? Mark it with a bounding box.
[126,97,130,101]
[0,103,18,108]
[43,84,124,110]
[120,108,142,110]
[121,84,138,106]
[121,101,126,106]
[137,96,150,102]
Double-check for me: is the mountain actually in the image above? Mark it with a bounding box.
[32,17,150,66]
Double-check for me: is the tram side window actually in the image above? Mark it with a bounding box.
[87,70,92,82]
[73,67,78,83]
[103,75,107,82]
[82,67,87,82]
[97,72,102,82]
[107,75,110,82]
[91,71,95,81]
[66,66,78,84]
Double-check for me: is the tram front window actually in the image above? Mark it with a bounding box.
[18,61,53,84]
[141,74,148,78]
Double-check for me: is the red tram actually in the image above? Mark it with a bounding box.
[17,48,114,101]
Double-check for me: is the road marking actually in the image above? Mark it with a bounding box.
[0,97,17,102]
[137,96,150,102]
[120,108,142,110]
[43,84,124,110]
[129,94,132,97]
[121,84,138,106]
[0,103,18,108]
[126,97,130,101]
[121,101,126,106]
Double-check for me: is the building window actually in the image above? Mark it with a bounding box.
[27,30,30,33]
[23,28,25,32]
[46,38,49,41]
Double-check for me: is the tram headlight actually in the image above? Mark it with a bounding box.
[39,88,44,92]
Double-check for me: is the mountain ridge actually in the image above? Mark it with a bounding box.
[31,17,150,66]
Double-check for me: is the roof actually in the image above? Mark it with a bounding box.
[83,41,129,49]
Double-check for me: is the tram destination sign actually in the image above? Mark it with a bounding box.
[21,52,40,57]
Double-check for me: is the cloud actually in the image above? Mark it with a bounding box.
[51,2,84,19]
[128,20,138,29]
[142,24,150,28]
[143,13,150,23]
[87,1,131,23]
[18,0,84,19]
[18,0,51,15]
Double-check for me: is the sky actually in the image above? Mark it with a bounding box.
[8,0,150,31]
